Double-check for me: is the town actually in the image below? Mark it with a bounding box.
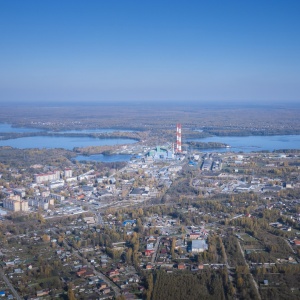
[0,139,300,300]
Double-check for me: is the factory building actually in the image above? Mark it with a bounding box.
[147,146,174,160]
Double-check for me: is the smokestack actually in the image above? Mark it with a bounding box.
[176,123,182,153]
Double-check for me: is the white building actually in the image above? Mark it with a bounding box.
[64,168,73,178]
[190,240,208,253]
[49,180,65,189]
[34,170,60,183]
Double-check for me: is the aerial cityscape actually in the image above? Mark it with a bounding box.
[0,1,300,300]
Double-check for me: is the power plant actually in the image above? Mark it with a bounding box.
[147,123,183,160]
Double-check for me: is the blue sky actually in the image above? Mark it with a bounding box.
[0,0,299,103]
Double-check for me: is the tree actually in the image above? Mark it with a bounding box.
[67,285,76,300]
[126,248,133,264]
[41,234,50,242]
[237,277,244,289]
[171,237,176,260]
[146,273,153,300]
[137,208,144,217]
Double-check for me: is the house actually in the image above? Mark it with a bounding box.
[189,233,200,240]
[99,282,107,290]
[4,261,15,267]
[36,289,50,297]
[148,236,156,242]
[294,239,300,246]
[145,249,154,256]
[76,267,94,278]
[146,264,153,270]
[108,269,120,277]
[147,243,154,250]
[102,288,111,294]
[200,228,209,236]
[178,263,185,270]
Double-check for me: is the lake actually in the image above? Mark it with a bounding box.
[0,136,137,150]
[0,123,44,133]
[1,123,300,158]
[52,128,134,134]
[188,135,300,152]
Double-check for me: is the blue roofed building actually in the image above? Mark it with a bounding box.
[122,220,136,226]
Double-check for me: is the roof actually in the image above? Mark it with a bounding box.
[192,239,208,250]
[122,220,136,226]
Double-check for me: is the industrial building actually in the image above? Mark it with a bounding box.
[147,146,174,160]
[189,239,208,253]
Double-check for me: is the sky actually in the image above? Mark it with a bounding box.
[0,0,299,104]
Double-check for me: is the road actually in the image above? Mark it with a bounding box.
[237,239,261,300]
[151,236,162,264]
[284,238,296,254]
[0,268,23,300]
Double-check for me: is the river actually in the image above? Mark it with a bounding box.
[188,135,300,152]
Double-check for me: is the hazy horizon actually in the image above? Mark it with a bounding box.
[1,99,299,107]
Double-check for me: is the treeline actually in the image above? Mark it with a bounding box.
[223,235,245,267]
[196,234,226,264]
[203,128,300,136]
[150,269,231,300]
[0,147,74,168]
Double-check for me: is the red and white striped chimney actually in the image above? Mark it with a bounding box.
[176,123,182,153]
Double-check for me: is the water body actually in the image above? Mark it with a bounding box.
[188,135,300,152]
[75,154,132,162]
[1,123,300,153]
[0,123,43,133]
[55,128,134,134]
[0,136,137,150]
